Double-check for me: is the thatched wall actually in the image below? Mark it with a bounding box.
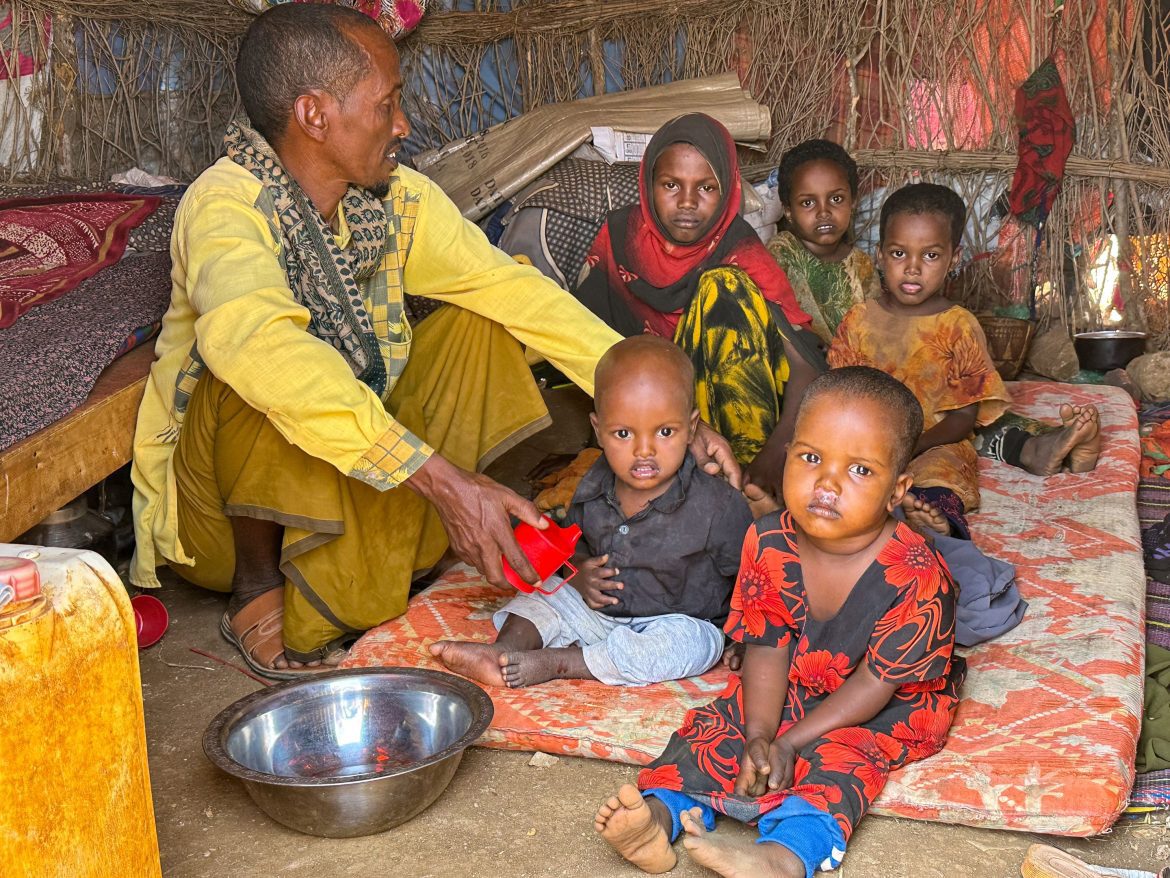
[4,0,1170,345]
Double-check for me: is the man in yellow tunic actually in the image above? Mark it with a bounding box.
[130,4,735,678]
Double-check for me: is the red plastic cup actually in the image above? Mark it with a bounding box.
[502,516,582,595]
[131,594,169,648]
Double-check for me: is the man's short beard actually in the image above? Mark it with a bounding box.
[368,179,390,200]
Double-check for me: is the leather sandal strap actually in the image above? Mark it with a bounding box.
[229,589,285,667]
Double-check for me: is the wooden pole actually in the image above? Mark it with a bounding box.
[836,148,1170,186]
[588,26,606,96]
[1107,2,1144,329]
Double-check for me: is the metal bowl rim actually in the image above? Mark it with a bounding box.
[202,666,494,787]
[1074,330,1148,340]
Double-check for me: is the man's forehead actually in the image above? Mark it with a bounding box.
[351,24,402,90]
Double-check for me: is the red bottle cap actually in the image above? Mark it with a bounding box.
[0,557,41,601]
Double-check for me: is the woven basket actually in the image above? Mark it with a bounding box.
[978,315,1036,380]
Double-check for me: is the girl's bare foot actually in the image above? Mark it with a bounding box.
[1017,424,1083,476]
[1059,404,1101,473]
[429,640,508,686]
[594,784,676,874]
[679,808,803,878]
[900,492,951,537]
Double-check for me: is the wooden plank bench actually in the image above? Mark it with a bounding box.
[0,345,155,542]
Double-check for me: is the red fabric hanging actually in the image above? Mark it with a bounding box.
[1008,56,1077,226]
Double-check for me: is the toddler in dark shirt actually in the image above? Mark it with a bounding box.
[431,335,753,687]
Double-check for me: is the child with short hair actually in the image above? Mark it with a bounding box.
[594,366,965,878]
[828,183,1011,537]
[766,138,880,346]
[430,334,753,688]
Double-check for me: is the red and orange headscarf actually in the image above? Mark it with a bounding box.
[577,112,809,338]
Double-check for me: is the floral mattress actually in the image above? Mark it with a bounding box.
[343,381,1143,836]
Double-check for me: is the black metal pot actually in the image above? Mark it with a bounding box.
[1074,330,1147,372]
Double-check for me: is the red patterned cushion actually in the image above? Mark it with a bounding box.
[0,193,159,328]
[343,382,1142,836]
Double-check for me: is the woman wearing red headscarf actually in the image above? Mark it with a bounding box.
[575,113,820,496]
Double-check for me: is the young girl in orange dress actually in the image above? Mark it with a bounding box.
[829,183,1013,538]
[592,366,964,878]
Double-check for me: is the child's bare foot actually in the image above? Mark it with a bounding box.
[429,640,508,686]
[900,493,951,537]
[720,641,745,671]
[1059,403,1101,473]
[1016,405,1102,476]
[500,646,591,688]
[1017,421,1087,476]
[680,808,803,878]
[594,784,676,874]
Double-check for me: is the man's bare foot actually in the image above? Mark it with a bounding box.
[500,646,592,688]
[594,784,676,874]
[900,493,951,537]
[680,808,803,878]
[1060,403,1101,473]
[429,640,508,686]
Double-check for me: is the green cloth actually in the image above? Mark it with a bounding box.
[764,231,879,345]
[1137,642,1170,773]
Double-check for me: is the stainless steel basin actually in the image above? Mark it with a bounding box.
[202,667,493,837]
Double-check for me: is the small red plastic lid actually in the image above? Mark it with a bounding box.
[0,557,41,601]
[131,594,169,648]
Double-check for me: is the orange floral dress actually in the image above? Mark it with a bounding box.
[828,301,1010,511]
[636,512,965,837]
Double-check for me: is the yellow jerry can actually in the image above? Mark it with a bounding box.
[0,546,162,878]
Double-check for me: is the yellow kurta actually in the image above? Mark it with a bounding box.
[131,158,620,589]
[828,301,1010,510]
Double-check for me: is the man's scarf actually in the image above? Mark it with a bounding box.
[224,120,390,395]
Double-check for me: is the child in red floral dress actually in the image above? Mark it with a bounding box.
[594,366,965,878]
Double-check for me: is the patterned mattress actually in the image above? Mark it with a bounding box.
[343,381,1144,836]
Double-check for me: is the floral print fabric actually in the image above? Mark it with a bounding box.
[672,267,791,464]
[828,301,1011,510]
[637,511,966,836]
[765,232,880,346]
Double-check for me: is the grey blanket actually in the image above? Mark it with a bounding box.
[892,508,1027,647]
[0,251,172,450]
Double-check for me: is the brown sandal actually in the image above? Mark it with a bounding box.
[219,589,325,681]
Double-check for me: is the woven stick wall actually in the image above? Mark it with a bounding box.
[4,0,1169,346]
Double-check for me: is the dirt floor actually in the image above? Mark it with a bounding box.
[140,385,1170,878]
